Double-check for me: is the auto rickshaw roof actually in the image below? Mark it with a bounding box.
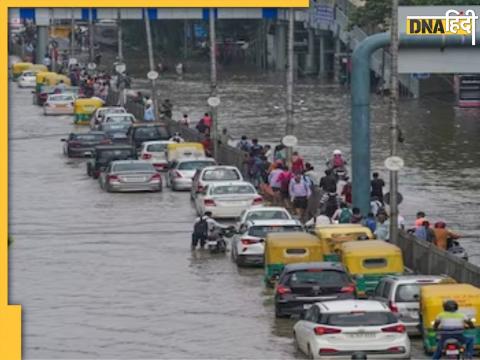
[265,232,320,247]
[421,283,480,297]
[341,240,401,255]
[314,224,373,237]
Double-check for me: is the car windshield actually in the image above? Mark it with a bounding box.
[323,312,397,327]
[23,71,35,77]
[112,163,153,172]
[288,270,349,286]
[98,149,133,161]
[246,210,290,221]
[211,185,255,195]
[178,161,214,170]
[49,95,73,101]
[248,225,303,237]
[102,108,125,117]
[134,127,170,140]
[146,143,169,152]
[203,169,240,181]
[102,123,130,133]
[395,284,421,302]
[73,133,106,141]
[106,115,134,123]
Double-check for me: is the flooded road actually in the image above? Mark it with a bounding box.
[9,73,478,358]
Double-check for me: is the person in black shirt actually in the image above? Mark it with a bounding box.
[371,172,385,204]
[319,169,337,193]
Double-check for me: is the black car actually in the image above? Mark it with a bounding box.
[86,144,137,179]
[274,262,355,318]
[61,131,110,157]
[99,122,131,144]
[126,122,170,150]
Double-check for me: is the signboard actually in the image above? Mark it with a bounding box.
[207,96,221,107]
[398,6,480,73]
[384,156,405,171]
[282,135,298,147]
[309,1,334,30]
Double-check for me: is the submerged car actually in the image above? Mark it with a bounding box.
[90,106,126,129]
[293,300,411,359]
[18,70,37,88]
[191,165,243,200]
[166,157,216,190]
[43,93,75,115]
[99,122,131,144]
[86,144,136,179]
[139,140,175,171]
[61,131,110,157]
[99,160,162,193]
[126,122,171,151]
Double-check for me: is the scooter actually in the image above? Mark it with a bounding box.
[207,227,235,254]
[447,239,469,261]
[441,338,465,360]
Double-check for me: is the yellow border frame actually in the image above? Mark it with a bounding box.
[4,1,308,359]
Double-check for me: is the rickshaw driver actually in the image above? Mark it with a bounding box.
[432,300,475,359]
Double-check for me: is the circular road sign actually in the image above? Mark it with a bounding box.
[115,63,126,74]
[87,62,97,70]
[384,156,405,172]
[384,192,404,206]
[147,70,159,80]
[207,96,221,108]
[282,135,298,147]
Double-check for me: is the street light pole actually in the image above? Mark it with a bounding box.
[117,9,123,61]
[285,8,295,166]
[70,9,75,59]
[144,8,158,121]
[88,8,94,64]
[389,0,400,244]
[209,8,218,159]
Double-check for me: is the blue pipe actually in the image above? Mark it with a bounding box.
[351,32,480,215]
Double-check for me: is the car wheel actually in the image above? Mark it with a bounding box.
[293,332,300,352]
[307,344,314,360]
[87,164,92,177]
[235,254,246,267]
[275,305,288,319]
[93,172,99,179]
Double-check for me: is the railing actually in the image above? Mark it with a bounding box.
[397,233,480,287]
[107,90,480,287]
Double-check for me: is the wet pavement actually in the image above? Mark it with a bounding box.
[9,74,478,358]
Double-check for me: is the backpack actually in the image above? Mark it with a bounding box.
[333,156,344,168]
[325,194,339,218]
[193,216,208,237]
[339,208,352,224]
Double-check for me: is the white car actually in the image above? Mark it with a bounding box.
[43,93,75,115]
[18,70,37,88]
[237,207,293,232]
[139,140,175,171]
[90,106,126,129]
[231,219,303,266]
[191,165,243,200]
[166,157,216,190]
[194,181,262,218]
[293,300,411,359]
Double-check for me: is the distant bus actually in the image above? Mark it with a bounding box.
[454,74,480,108]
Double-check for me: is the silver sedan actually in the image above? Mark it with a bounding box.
[167,157,216,191]
[99,160,162,193]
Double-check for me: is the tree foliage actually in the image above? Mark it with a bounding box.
[350,0,480,33]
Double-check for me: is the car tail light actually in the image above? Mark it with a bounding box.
[388,301,399,313]
[252,196,263,205]
[204,199,216,206]
[314,326,342,335]
[387,346,405,353]
[340,284,355,293]
[241,238,258,245]
[197,185,204,193]
[69,140,81,147]
[150,173,161,181]
[107,175,119,182]
[319,348,338,355]
[142,153,152,160]
[100,139,111,145]
[276,284,291,295]
[173,170,183,178]
[382,324,406,333]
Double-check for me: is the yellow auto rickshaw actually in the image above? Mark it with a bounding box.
[74,98,105,125]
[264,232,323,287]
[420,283,480,354]
[44,73,71,87]
[167,142,205,163]
[313,224,374,261]
[29,64,48,73]
[35,71,57,93]
[340,240,404,297]
[12,62,33,79]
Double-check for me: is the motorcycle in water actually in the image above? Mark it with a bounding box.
[207,227,235,254]
[447,239,469,261]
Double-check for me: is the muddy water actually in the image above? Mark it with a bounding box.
[9,73,476,359]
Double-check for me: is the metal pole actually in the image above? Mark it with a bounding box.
[70,9,75,58]
[389,0,399,244]
[49,9,56,72]
[144,8,158,121]
[88,8,94,63]
[285,8,295,166]
[117,9,123,61]
[209,8,218,159]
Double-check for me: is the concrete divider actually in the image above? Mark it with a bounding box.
[107,90,480,288]
[397,232,480,287]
